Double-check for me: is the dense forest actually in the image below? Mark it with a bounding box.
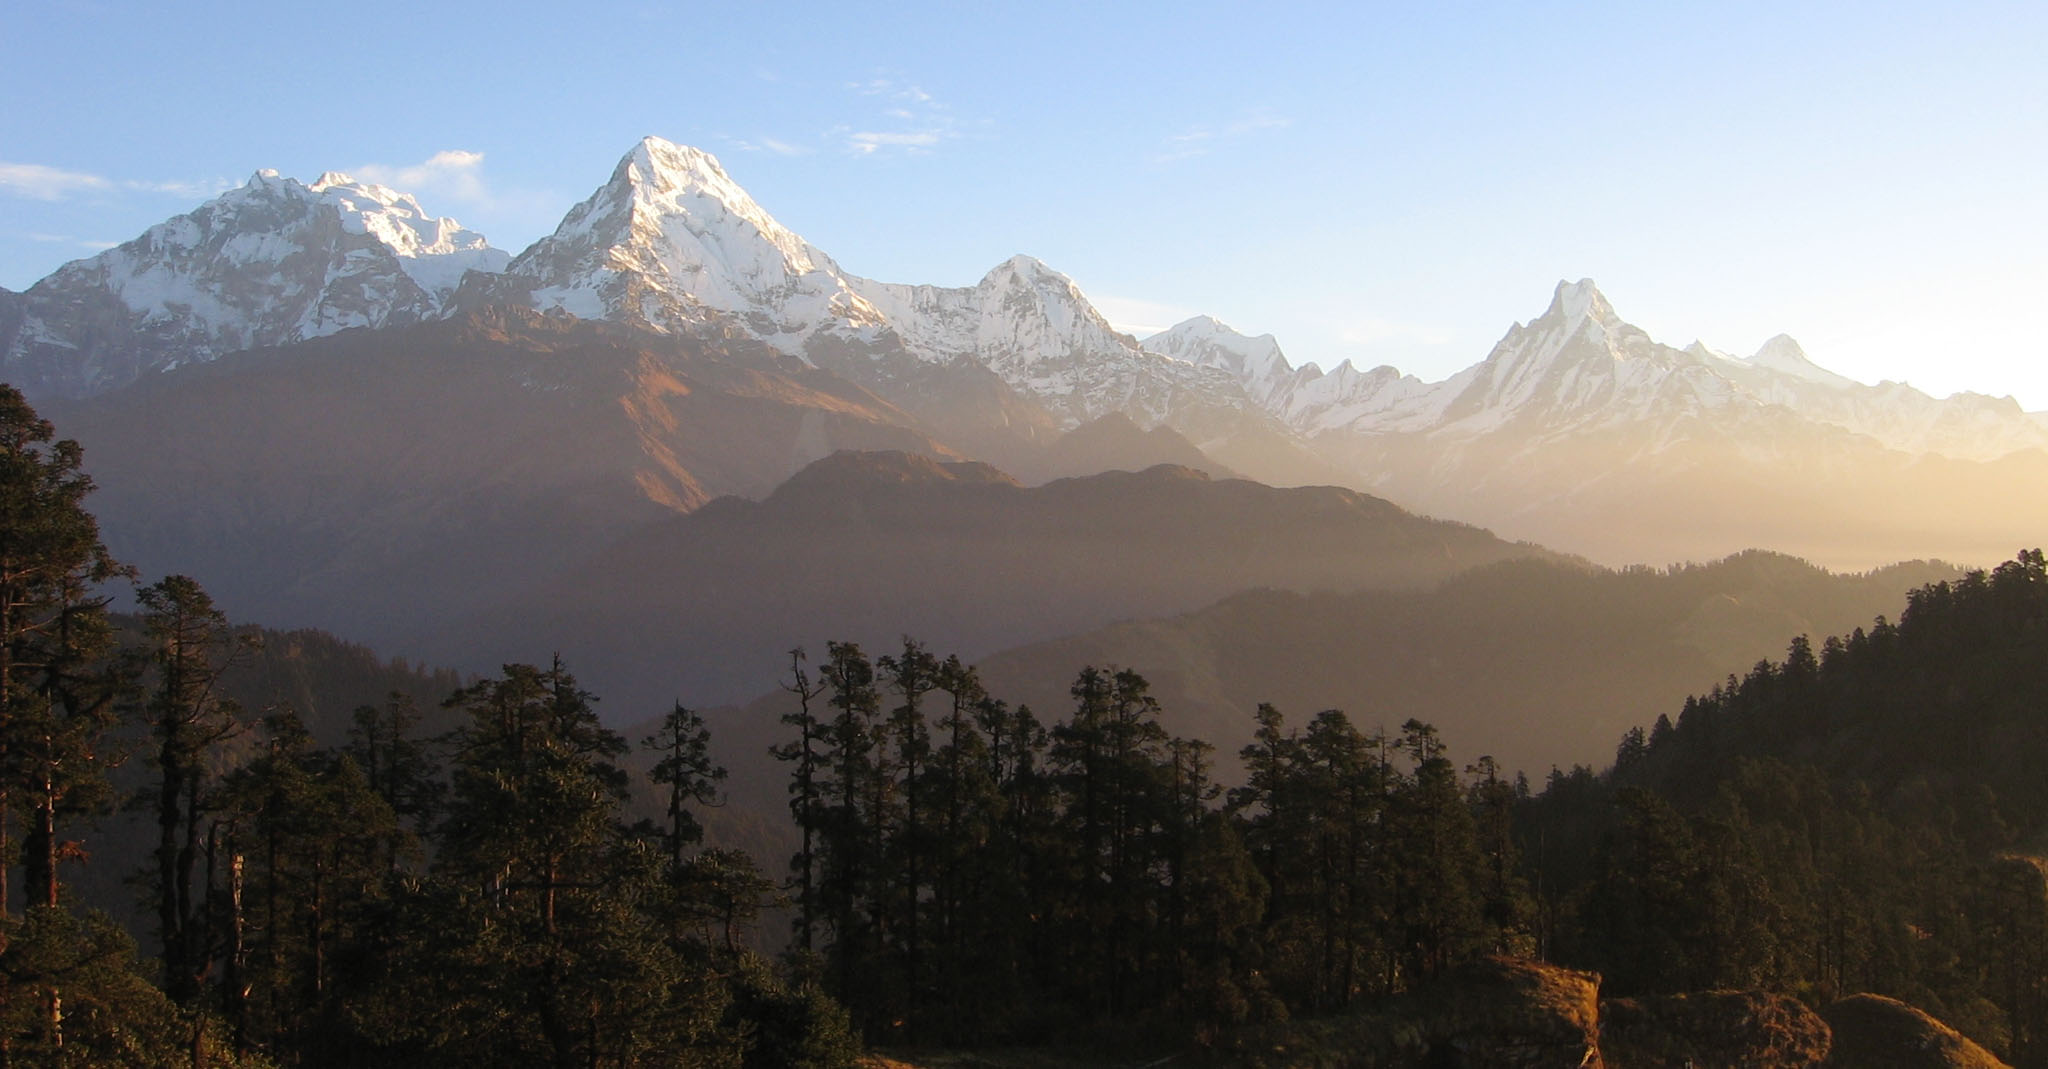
[5,379,2048,1067]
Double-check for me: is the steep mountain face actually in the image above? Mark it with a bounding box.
[1,171,506,398]
[434,450,1549,716]
[469,137,1270,436]
[847,254,1252,429]
[1694,333,2048,462]
[1174,279,2048,461]
[1142,314,1308,409]
[47,307,949,644]
[1154,281,2048,568]
[472,138,884,342]
[10,137,2046,572]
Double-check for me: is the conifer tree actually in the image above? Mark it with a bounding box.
[344,691,443,850]
[770,648,825,953]
[427,659,718,1069]
[644,701,725,871]
[877,638,937,1036]
[814,642,882,1013]
[1387,719,1483,983]
[0,384,127,920]
[136,575,257,1008]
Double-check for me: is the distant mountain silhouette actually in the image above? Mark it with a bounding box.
[439,450,1546,715]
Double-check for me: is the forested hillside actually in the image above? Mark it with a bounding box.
[1530,550,2048,1064]
[7,378,2047,1067]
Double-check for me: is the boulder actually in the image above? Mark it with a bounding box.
[1820,994,2009,1069]
[1599,990,1830,1068]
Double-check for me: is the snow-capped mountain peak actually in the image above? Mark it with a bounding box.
[308,172,507,299]
[613,136,803,255]
[1544,277,1619,329]
[1143,315,1297,406]
[1746,333,1855,388]
[1,167,509,397]
[499,136,884,341]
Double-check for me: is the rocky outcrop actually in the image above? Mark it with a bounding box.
[1227,956,1602,1068]
[1213,960,2012,1068]
[1600,991,1831,1068]
[1820,995,2010,1069]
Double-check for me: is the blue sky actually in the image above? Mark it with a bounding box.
[5,1,2045,405]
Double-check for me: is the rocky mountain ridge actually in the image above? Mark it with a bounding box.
[1,169,506,397]
[20,136,2039,468]
[10,136,2047,568]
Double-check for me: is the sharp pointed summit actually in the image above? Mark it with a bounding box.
[1540,277,1620,328]
[10,136,2048,572]
[485,136,884,342]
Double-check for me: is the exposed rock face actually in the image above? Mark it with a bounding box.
[1214,961,2010,1068]
[1600,991,1832,1068]
[1416,956,1604,1068]
[1820,995,2010,1069]
[1226,956,1602,1068]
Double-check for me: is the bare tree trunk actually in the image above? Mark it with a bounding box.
[226,849,247,1054]
[157,747,188,1001]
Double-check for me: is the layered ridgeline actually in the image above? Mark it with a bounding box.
[434,449,1543,714]
[41,308,955,646]
[8,136,2045,569]
[691,550,1958,843]
[971,550,1962,778]
[1192,282,2048,568]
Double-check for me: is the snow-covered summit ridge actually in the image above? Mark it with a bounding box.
[0,167,510,397]
[9,141,2046,466]
[1347,280,2048,458]
[1139,278,2048,460]
[494,137,1250,427]
[1142,315,1301,408]
[503,135,886,340]
[309,171,508,298]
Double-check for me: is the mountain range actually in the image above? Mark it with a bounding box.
[6,135,2043,571]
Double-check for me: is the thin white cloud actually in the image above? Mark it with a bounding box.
[134,177,234,199]
[847,131,942,156]
[1155,110,1294,163]
[849,77,932,102]
[0,162,232,202]
[354,149,490,202]
[0,162,113,199]
[24,233,120,251]
[1093,295,1205,340]
[839,74,964,157]
[728,136,811,157]
[342,148,560,236]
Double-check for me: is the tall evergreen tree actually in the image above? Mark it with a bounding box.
[425,659,723,1069]
[770,648,825,954]
[644,701,725,871]
[0,384,127,921]
[136,575,257,1008]
[814,642,882,1017]
[876,639,937,1037]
